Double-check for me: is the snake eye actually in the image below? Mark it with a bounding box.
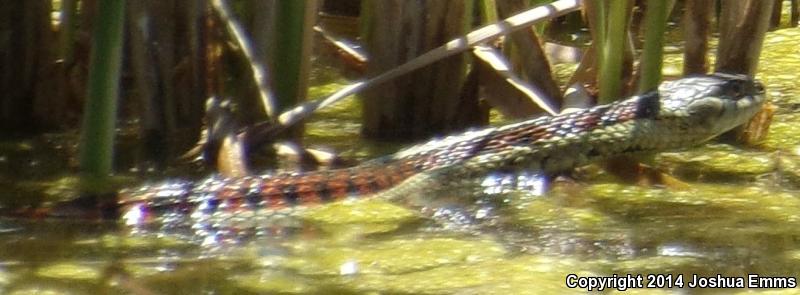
[753,81,765,94]
[722,78,763,98]
[725,80,743,97]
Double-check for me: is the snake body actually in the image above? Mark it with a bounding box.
[120,73,765,224]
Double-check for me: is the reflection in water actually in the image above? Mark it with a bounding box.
[481,171,548,196]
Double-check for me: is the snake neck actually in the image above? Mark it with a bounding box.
[389,92,664,175]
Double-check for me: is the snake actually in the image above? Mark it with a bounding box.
[118,73,765,225]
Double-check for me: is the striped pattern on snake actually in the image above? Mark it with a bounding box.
[119,73,765,225]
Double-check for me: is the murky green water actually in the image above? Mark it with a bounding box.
[1,25,800,295]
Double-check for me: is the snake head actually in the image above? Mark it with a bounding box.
[658,73,766,136]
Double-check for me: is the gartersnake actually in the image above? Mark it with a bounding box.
[120,73,765,224]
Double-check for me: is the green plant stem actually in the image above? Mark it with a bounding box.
[479,0,498,22]
[272,0,315,112]
[598,0,627,103]
[637,0,674,93]
[593,0,607,86]
[78,0,125,192]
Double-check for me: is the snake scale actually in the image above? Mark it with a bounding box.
[119,73,765,225]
